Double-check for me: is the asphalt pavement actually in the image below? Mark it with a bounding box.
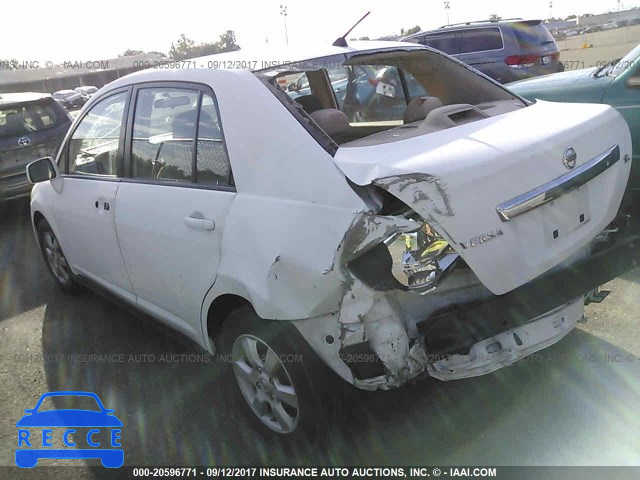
[1,197,639,479]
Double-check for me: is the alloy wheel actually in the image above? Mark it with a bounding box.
[42,231,71,285]
[231,334,299,434]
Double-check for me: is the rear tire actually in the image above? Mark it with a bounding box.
[219,307,339,438]
[37,219,80,293]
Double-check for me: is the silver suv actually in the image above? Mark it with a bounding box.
[402,19,563,83]
[0,93,71,200]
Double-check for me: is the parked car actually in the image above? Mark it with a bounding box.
[53,89,85,110]
[579,25,603,35]
[508,42,640,194]
[603,22,617,31]
[74,86,99,102]
[26,41,634,437]
[0,93,71,200]
[401,19,563,83]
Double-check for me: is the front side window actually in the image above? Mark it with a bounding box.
[130,87,232,186]
[68,92,127,176]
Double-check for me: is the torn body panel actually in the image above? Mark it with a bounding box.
[292,210,639,390]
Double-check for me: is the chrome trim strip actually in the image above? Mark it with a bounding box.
[496,145,620,222]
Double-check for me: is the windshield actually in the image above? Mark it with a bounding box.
[609,43,640,77]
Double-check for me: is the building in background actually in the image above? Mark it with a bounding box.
[0,53,168,94]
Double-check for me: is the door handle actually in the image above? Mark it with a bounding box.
[184,214,215,231]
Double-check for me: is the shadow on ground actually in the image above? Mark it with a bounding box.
[37,287,640,475]
[0,197,56,323]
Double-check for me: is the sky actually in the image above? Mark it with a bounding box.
[5,0,640,62]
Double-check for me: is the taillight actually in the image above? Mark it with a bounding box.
[551,52,560,61]
[505,54,540,68]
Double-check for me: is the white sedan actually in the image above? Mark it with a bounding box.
[26,41,633,437]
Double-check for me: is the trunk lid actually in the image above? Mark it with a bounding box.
[334,100,632,295]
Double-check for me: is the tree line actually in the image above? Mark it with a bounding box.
[1,30,241,70]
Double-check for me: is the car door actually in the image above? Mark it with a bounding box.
[53,90,135,300]
[115,83,235,337]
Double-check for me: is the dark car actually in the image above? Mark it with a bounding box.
[401,19,563,83]
[0,93,71,200]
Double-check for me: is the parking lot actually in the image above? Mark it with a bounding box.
[557,24,640,68]
[3,18,640,478]
[1,195,640,475]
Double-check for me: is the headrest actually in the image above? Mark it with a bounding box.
[309,109,350,136]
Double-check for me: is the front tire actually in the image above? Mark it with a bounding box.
[219,307,338,437]
[37,219,79,293]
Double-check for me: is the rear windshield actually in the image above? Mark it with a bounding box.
[0,99,63,138]
[511,21,555,48]
[419,27,503,55]
[257,49,524,149]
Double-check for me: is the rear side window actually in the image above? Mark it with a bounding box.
[130,87,232,186]
[421,27,503,54]
[511,21,555,48]
[0,99,63,139]
[418,31,457,54]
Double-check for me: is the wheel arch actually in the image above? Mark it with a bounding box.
[204,293,252,353]
[33,210,45,229]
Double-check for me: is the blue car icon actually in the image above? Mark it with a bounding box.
[16,391,123,468]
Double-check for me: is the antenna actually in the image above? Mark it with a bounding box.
[332,11,371,47]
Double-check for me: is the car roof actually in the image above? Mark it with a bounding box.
[0,92,52,106]
[402,19,544,39]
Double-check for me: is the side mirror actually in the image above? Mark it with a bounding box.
[26,157,59,184]
[627,76,640,88]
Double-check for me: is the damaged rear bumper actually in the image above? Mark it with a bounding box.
[426,297,583,381]
[292,228,640,390]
